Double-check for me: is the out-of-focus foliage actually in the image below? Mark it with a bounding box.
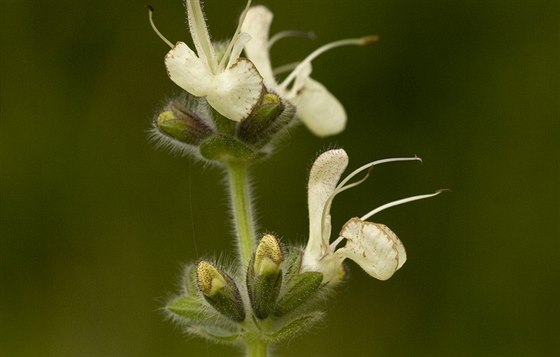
[1,0,558,355]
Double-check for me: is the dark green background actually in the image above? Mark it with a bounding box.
[1,0,558,356]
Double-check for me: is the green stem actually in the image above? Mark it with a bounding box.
[245,340,268,357]
[227,161,257,268]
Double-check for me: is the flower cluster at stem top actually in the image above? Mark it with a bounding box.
[150,0,377,143]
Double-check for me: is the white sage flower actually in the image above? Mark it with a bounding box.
[301,149,443,284]
[241,6,378,137]
[149,1,264,122]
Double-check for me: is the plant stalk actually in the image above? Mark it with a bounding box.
[245,340,268,357]
[226,161,257,268]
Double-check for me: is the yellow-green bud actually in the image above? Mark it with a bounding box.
[196,260,245,322]
[197,261,227,297]
[247,234,284,319]
[254,234,283,276]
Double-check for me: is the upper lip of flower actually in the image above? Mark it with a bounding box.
[302,149,443,283]
[150,1,264,122]
[241,6,378,137]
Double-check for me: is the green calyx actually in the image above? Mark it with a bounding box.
[247,235,284,319]
[274,271,324,316]
[199,135,260,162]
[154,93,214,145]
[165,249,327,347]
[237,92,296,147]
[196,260,246,322]
[153,91,296,164]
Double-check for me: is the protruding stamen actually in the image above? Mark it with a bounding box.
[320,156,421,247]
[337,156,421,192]
[268,30,316,48]
[148,5,173,48]
[360,190,446,221]
[328,189,447,252]
[218,0,253,71]
[279,35,379,90]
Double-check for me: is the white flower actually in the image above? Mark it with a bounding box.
[149,1,264,122]
[241,6,377,137]
[301,149,443,284]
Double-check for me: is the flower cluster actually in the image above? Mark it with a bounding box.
[150,0,376,156]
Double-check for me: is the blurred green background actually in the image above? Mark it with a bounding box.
[1,0,558,355]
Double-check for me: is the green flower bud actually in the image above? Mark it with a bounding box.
[237,92,296,147]
[196,260,245,322]
[247,234,284,319]
[153,92,214,146]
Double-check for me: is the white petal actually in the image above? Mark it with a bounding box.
[241,6,277,87]
[293,77,347,137]
[304,149,349,261]
[206,58,263,122]
[165,42,212,97]
[338,217,407,280]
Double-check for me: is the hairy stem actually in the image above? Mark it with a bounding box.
[227,161,257,268]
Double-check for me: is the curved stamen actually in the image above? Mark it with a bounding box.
[279,35,379,90]
[320,156,421,249]
[328,190,447,252]
[218,0,253,71]
[337,156,421,191]
[148,6,174,48]
[268,30,316,48]
[360,190,446,221]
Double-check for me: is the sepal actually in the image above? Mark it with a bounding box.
[166,295,207,321]
[267,311,324,342]
[153,92,214,146]
[274,271,323,316]
[199,135,260,162]
[237,92,296,147]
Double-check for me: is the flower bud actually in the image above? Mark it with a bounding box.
[196,260,245,322]
[247,234,284,319]
[237,92,296,147]
[154,92,214,146]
